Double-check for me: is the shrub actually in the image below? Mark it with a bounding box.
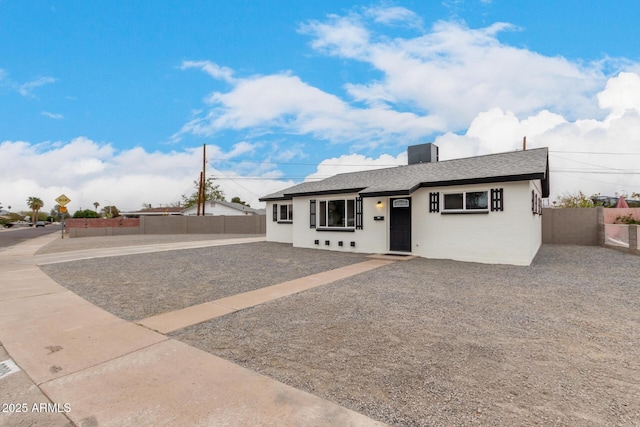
[614,214,640,225]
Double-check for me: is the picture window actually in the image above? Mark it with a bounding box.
[443,191,489,212]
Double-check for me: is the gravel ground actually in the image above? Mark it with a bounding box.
[171,245,640,427]
[39,240,640,426]
[39,241,367,321]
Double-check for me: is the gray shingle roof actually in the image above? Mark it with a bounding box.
[260,148,549,201]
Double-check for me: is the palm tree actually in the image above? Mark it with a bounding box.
[93,202,100,213]
[27,196,44,223]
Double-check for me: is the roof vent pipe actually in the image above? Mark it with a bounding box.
[408,143,439,165]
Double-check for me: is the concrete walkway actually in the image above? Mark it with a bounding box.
[0,234,389,426]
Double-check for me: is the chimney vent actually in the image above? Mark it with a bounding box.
[408,143,439,165]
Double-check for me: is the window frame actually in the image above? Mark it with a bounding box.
[442,190,490,213]
[317,198,357,229]
[278,203,293,222]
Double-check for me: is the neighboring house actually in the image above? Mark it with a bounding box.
[260,144,550,266]
[592,195,640,208]
[121,207,184,217]
[181,200,264,216]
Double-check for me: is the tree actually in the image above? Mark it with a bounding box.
[231,196,250,207]
[181,178,225,209]
[27,196,44,223]
[101,205,120,218]
[93,202,100,212]
[554,191,601,208]
[49,206,62,222]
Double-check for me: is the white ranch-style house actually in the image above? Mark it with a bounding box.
[260,144,550,266]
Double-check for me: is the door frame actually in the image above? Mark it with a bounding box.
[389,197,412,252]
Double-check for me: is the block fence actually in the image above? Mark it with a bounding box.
[66,215,266,238]
[542,207,639,255]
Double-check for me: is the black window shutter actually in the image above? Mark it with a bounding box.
[355,197,363,229]
[491,188,504,211]
[310,200,316,228]
[272,204,278,222]
[429,192,440,213]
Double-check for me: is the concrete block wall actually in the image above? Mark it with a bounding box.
[541,207,600,245]
[65,215,266,237]
[140,215,266,235]
[66,218,140,238]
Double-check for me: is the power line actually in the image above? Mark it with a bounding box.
[205,150,639,170]
[550,150,640,155]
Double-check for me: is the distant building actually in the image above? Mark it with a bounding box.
[121,207,184,217]
[181,200,264,216]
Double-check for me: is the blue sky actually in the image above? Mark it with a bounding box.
[2,0,640,212]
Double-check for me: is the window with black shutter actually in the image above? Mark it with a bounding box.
[272,204,278,222]
[531,190,535,214]
[490,188,504,211]
[429,192,440,213]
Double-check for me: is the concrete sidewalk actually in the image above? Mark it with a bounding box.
[0,234,387,426]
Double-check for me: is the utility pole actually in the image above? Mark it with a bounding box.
[196,144,207,216]
[202,144,206,216]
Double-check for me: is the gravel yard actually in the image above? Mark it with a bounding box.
[171,245,640,427]
[40,239,640,426]
[39,241,366,321]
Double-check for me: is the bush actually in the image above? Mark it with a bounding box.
[614,215,640,225]
[72,209,100,218]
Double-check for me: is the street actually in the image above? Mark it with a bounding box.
[0,226,59,249]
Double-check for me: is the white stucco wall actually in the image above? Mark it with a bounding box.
[290,195,388,254]
[265,201,293,243]
[412,181,542,265]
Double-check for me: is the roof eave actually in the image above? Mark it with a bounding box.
[416,173,548,190]
[285,187,367,198]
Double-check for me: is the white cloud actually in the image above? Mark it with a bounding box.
[432,73,640,199]
[302,71,640,200]
[42,111,64,119]
[178,8,622,150]
[176,71,443,143]
[0,137,285,212]
[181,60,235,83]
[18,76,56,97]
[365,5,423,29]
[597,72,640,119]
[305,152,406,182]
[4,7,640,213]
[3,70,638,215]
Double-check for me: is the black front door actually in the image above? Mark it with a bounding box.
[390,198,411,252]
